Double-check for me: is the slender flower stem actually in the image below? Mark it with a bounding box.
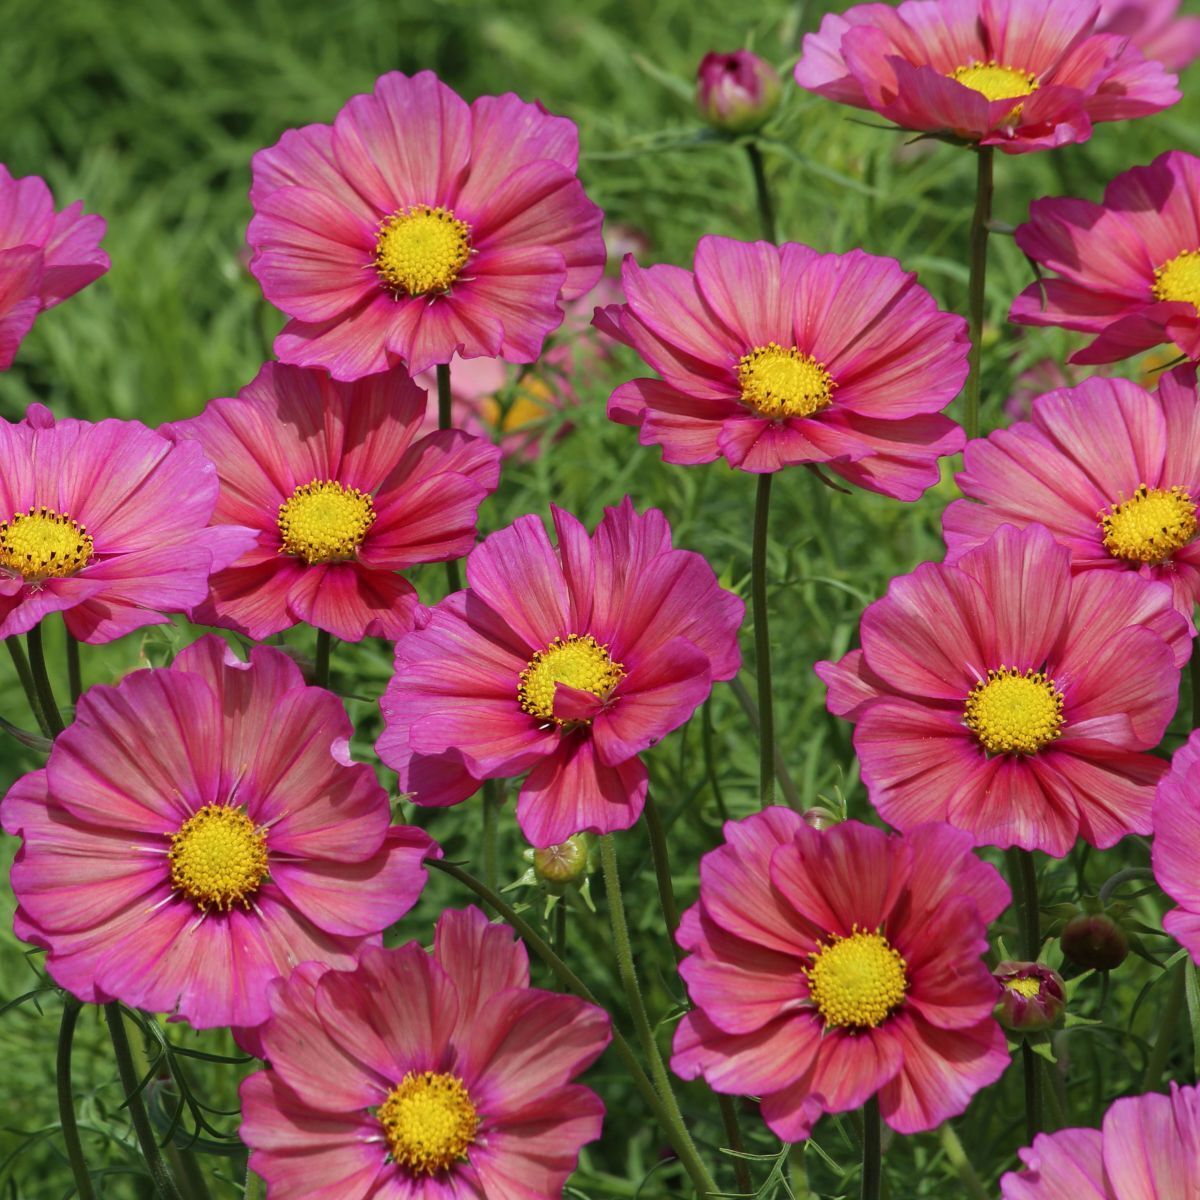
[429,857,717,1198]
[963,146,995,442]
[103,1003,184,1200]
[751,474,776,809]
[242,1170,264,1200]
[860,1095,882,1200]
[1142,962,1186,1091]
[717,1096,752,1195]
[728,674,801,809]
[937,1124,988,1200]
[1007,849,1043,1142]
[700,698,731,824]
[482,779,499,895]
[1021,1041,1043,1144]
[1040,1057,1067,1130]
[1018,850,1041,961]
[436,363,463,595]
[313,628,331,690]
[57,996,97,1200]
[6,635,50,737]
[643,794,682,945]
[553,901,567,958]
[27,623,65,737]
[745,142,777,242]
[66,626,83,704]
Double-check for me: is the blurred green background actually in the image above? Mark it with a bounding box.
[2,0,1200,1195]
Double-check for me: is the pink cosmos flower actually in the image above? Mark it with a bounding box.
[0,635,438,1030]
[1152,730,1200,960]
[1001,1083,1200,1197]
[1012,151,1200,363]
[239,906,610,1200]
[377,499,743,847]
[594,237,967,497]
[817,523,1189,856]
[247,70,605,380]
[0,405,253,643]
[0,165,108,370]
[944,369,1200,622]
[672,811,1010,1141]
[169,362,500,643]
[1098,0,1200,73]
[794,0,1179,154]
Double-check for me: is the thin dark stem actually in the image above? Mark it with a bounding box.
[1040,1057,1067,1131]
[553,901,567,958]
[752,474,775,809]
[437,362,463,595]
[964,146,994,442]
[1142,962,1186,1091]
[861,1095,882,1200]
[718,1095,752,1194]
[313,628,331,690]
[1021,1041,1043,1144]
[103,1003,184,1200]
[66,625,83,704]
[745,143,777,242]
[1097,866,1156,908]
[57,997,97,1200]
[27,623,65,736]
[1018,850,1041,961]
[482,779,499,896]
[700,697,731,824]
[6,635,50,737]
[643,794,681,948]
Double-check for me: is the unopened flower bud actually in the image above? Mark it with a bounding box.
[696,52,782,134]
[802,805,839,831]
[1061,912,1129,972]
[533,834,591,887]
[994,961,1066,1032]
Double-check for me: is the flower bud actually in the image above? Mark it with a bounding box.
[802,805,839,831]
[533,834,592,887]
[696,52,782,134]
[994,961,1066,1032]
[1061,912,1129,972]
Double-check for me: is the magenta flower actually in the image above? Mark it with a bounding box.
[993,961,1066,1031]
[0,635,438,1030]
[247,70,605,380]
[170,362,500,643]
[1012,151,1200,364]
[696,51,783,133]
[0,405,253,643]
[944,369,1200,622]
[377,499,743,847]
[0,165,108,369]
[595,237,967,497]
[1098,0,1200,72]
[239,906,610,1199]
[1002,1084,1200,1197]
[672,812,1010,1141]
[817,524,1189,856]
[1152,730,1200,960]
[795,0,1179,154]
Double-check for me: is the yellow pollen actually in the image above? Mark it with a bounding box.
[737,342,836,419]
[1099,484,1197,564]
[804,927,908,1030]
[518,634,625,725]
[949,62,1039,103]
[0,507,94,581]
[379,1071,479,1176]
[277,479,376,565]
[964,667,1064,756]
[1005,976,1042,999]
[168,804,268,912]
[375,205,471,296]
[1152,249,1200,313]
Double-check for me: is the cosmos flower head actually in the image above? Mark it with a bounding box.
[247,70,605,380]
[377,498,743,847]
[239,906,611,1200]
[794,0,1179,154]
[1,635,438,1030]
[595,236,967,496]
[672,812,1010,1141]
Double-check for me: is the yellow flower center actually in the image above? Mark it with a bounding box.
[964,667,1064,756]
[379,1071,479,1176]
[738,343,836,419]
[949,62,1039,102]
[0,507,94,580]
[804,928,908,1030]
[1099,484,1197,564]
[1005,976,1042,999]
[277,479,376,565]
[1152,249,1200,313]
[518,634,625,724]
[375,205,471,296]
[168,804,268,912]
[481,377,555,434]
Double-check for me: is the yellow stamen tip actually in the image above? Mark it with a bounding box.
[804,927,908,1030]
[964,667,1064,756]
[949,61,1038,103]
[738,342,835,419]
[1153,249,1200,313]
[375,204,471,296]
[379,1071,479,1175]
[277,479,376,565]
[168,805,268,912]
[0,507,94,580]
[1099,483,1197,564]
[518,634,624,725]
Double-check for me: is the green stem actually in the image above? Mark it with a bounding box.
[728,674,801,809]
[1021,1041,1043,1144]
[1006,849,1041,961]
[27,623,65,736]
[1097,866,1156,907]
[67,625,83,704]
[313,628,331,690]
[553,901,567,958]
[745,142,777,242]
[1142,962,1186,1091]
[964,145,994,442]
[6,634,51,737]
[937,1124,988,1200]
[57,997,97,1200]
[242,1170,264,1200]
[751,474,775,810]
[1040,1057,1067,1131]
[429,857,717,1197]
[861,1095,882,1200]
[700,697,731,824]
[103,1004,184,1200]
[717,1095,752,1195]
[643,794,682,946]
[482,779,499,895]
[437,362,463,595]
